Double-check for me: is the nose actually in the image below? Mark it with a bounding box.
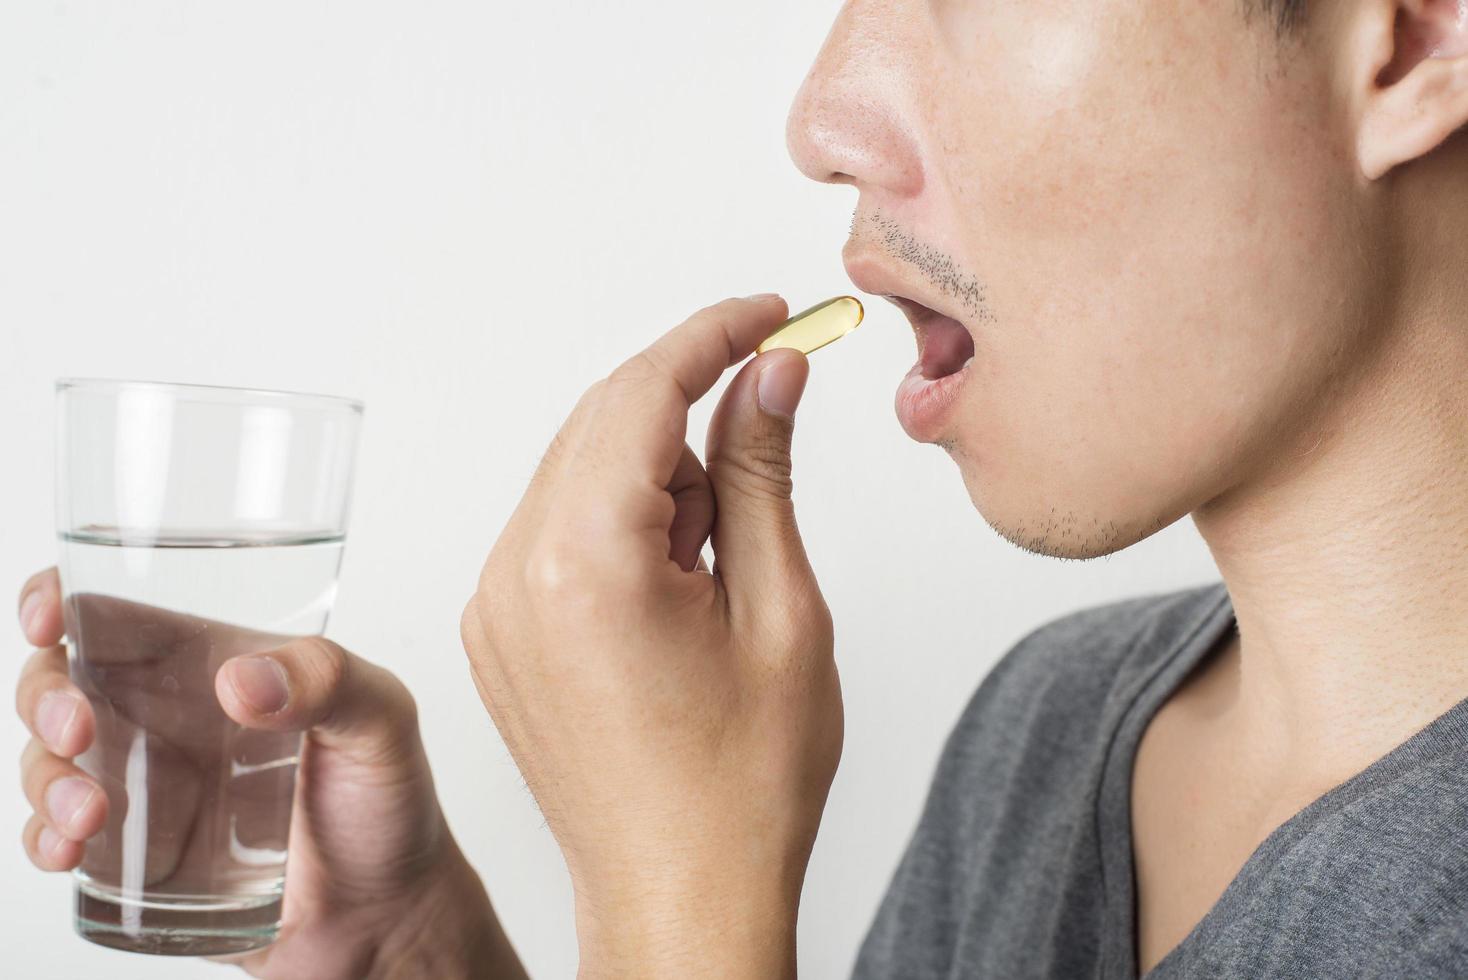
[785,5,925,198]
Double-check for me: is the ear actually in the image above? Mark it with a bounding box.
[1355,0,1468,180]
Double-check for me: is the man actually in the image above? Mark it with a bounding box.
[15,0,1468,976]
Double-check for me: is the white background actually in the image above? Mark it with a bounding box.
[0,2,1220,977]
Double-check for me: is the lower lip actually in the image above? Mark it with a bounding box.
[895,360,972,442]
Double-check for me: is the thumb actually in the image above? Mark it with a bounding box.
[705,347,817,614]
[214,637,421,762]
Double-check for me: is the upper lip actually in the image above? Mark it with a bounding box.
[841,244,975,340]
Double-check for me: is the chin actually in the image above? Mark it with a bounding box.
[948,448,1178,561]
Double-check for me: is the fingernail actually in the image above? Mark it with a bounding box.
[35,692,80,752]
[46,777,97,836]
[230,656,289,714]
[757,352,809,420]
[37,825,64,859]
[744,292,781,302]
[19,590,42,638]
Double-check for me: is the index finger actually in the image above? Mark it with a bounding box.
[622,295,789,408]
[575,294,790,495]
[18,568,63,648]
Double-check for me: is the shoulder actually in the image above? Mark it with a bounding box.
[1372,897,1468,978]
[917,579,1231,830]
[851,582,1231,977]
[943,580,1230,759]
[990,580,1229,687]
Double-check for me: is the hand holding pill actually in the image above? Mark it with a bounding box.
[460,294,846,976]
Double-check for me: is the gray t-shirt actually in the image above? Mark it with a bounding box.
[853,582,1468,979]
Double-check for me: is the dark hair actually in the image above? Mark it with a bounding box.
[1255,0,1308,32]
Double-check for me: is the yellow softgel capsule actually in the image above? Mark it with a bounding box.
[756,295,864,356]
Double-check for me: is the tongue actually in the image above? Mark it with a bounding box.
[921,315,976,380]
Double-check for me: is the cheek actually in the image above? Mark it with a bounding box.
[935,36,1367,538]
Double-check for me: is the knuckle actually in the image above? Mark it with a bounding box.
[711,434,795,500]
[462,588,506,657]
[747,437,796,496]
[578,377,609,405]
[290,636,348,698]
[19,739,50,802]
[692,300,741,335]
[806,595,837,645]
[19,736,44,771]
[394,684,420,730]
[762,586,834,651]
[18,645,48,681]
[611,349,659,382]
[632,345,678,383]
[524,544,594,609]
[376,667,419,730]
[16,648,64,713]
[523,539,643,620]
[607,356,647,388]
[610,354,686,405]
[459,594,483,652]
[540,379,606,473]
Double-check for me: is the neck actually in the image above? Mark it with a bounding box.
[1193,301,1468,782]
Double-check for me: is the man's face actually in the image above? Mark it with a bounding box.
[788,0,1381,558]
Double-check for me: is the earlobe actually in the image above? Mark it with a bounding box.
[1356,0,1468,180]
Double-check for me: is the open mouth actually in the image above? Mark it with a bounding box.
[889,297,976,380]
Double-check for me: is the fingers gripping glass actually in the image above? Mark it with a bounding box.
[54,379,362,955]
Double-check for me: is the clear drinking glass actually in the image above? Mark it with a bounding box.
[54,379,363,956]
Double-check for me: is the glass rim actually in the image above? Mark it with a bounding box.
[55,377,365,413]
